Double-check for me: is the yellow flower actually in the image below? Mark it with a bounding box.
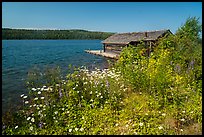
[175,74,183,84]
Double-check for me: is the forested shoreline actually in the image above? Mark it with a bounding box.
[2,28,114,40]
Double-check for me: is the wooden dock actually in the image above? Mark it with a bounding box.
[85,50,119,59]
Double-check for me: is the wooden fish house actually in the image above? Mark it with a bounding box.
[102,29,172,56]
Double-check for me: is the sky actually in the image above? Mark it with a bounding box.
[2,2,202,34]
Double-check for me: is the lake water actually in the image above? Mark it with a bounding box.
[2,40,110,114]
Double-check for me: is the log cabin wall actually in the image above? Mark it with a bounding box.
[102,29,173,54]
[104,44,127,53]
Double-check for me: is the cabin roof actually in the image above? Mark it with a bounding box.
[102,29,172,44]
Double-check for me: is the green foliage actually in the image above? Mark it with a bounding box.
[115,16,202,134]
[2,28,114,40]
[176,16,202,41]
[116,44,149,92]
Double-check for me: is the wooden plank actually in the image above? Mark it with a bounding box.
[85,50,119,59]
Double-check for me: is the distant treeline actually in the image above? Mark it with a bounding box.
[2,28,115,40]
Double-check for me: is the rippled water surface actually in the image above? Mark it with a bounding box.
[2,40,109,114]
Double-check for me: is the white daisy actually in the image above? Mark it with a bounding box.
[80,128,84,131]
[182,111,186,113]
[30,126,33,131]
[20,94,24,97]
[44,88,49,91]
[27,117,31,121]
[25,101,29,104]
[31,117,35,122]
[31,88,37,91]
[139,122,143,126]
[158,126,163,130]
[180,118,185,122]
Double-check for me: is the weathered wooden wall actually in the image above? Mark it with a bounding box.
[104,44,127,54]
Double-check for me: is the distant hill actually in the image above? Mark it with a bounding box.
[2,28,115,40]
